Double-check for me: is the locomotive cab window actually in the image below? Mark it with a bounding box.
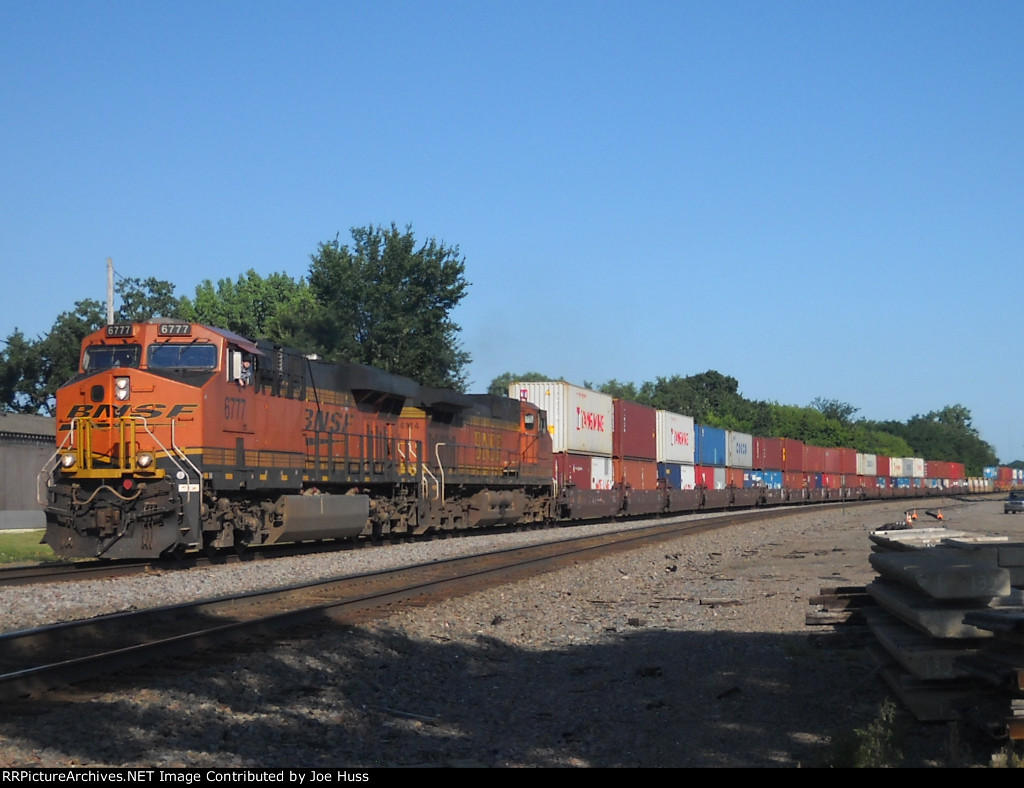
[83,344,141,371]
[524,413,535,430]
[148,343,217,370]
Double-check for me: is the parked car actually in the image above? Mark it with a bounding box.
[1005,492,1024,514]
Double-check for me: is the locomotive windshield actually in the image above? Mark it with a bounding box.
[83,344,141,371]
[148,343,218,369]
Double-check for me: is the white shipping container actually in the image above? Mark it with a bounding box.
[591,457,614,490]
[679,463,696,490]
[857,453,878,476]
[510,381,614,456]
[727,431,753,469]
[911,457,925,478]
[656,410,695,464]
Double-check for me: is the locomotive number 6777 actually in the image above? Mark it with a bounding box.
[41,319,554,559]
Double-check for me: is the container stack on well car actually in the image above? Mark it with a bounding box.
[510,380,974,520]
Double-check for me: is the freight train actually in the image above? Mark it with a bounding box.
[38,318,983,560]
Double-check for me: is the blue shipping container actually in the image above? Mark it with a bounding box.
[695,424,727,466]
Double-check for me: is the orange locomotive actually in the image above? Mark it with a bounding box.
[42,319,554,559]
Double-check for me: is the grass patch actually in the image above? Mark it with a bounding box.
[828,699,904,767]
[0,530,61,564]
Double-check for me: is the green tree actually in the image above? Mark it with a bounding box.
[593,378,641,401]
[115,277,183,323]
[302,224,471,390]
[870,404,997,474]
[639,370,752,427]
[488,371,553,397]
[0,300,105,415]
[810,397,859,424]
[180,270,312,340]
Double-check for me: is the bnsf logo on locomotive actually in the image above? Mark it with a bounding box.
[64,403,199,419]
[473,430,503,463]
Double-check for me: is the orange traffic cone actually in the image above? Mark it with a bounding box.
[905,511,913,525]
[936,510,944,520]
[912,509,918,520]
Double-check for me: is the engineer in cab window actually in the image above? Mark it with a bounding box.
[239,356,253,388]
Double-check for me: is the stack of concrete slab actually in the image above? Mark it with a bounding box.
[865,526,1024,735]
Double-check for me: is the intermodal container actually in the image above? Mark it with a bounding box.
[613,399,657,461]
[746,469,783,489]
[876,455,891,477]
[554,453,615,491]
[755,436,784,470]
[804,445,826,473]
[615,458,659,490]
[780,438,805,472]
[510,381,613,456]
[695,465,727,489]
[727,431,753,469]
[656,410,695,464]
[696,425,727,466]
[658,462,696,489]
[857,453,877,477]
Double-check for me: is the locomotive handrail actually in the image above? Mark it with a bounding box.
[434,442,447,504]
[421,464,439,500]
[36,421,76,506]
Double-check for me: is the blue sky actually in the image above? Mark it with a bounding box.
[2,1,1021,462]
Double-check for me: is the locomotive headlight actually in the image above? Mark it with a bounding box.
[60,453,77,469]
[136,452,154,469]
[114,377,130,401]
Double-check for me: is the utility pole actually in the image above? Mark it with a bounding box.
[106,258,114,325]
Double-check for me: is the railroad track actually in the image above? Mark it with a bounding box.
[0,498,901,587]
[1,508,795,701]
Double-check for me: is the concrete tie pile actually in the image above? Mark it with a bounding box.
[865,526,1024,738]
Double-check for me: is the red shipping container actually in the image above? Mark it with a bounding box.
[876,456,891,477]
[726,468,744,488]
[780,439,805,472]
[839,448,857,475]
[755,436,784,470]
[784,471,806,490]
[612,399,658,461]
[615,458,659,490]
[823,449,843,474]
[804,445,826,473]
[554,453,615,490]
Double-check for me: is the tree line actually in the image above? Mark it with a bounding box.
[0,224,470,415]
[0,222,1004,472]
[490,370,1001,475]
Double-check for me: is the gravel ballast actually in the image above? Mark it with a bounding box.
[0,499,1012,767]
